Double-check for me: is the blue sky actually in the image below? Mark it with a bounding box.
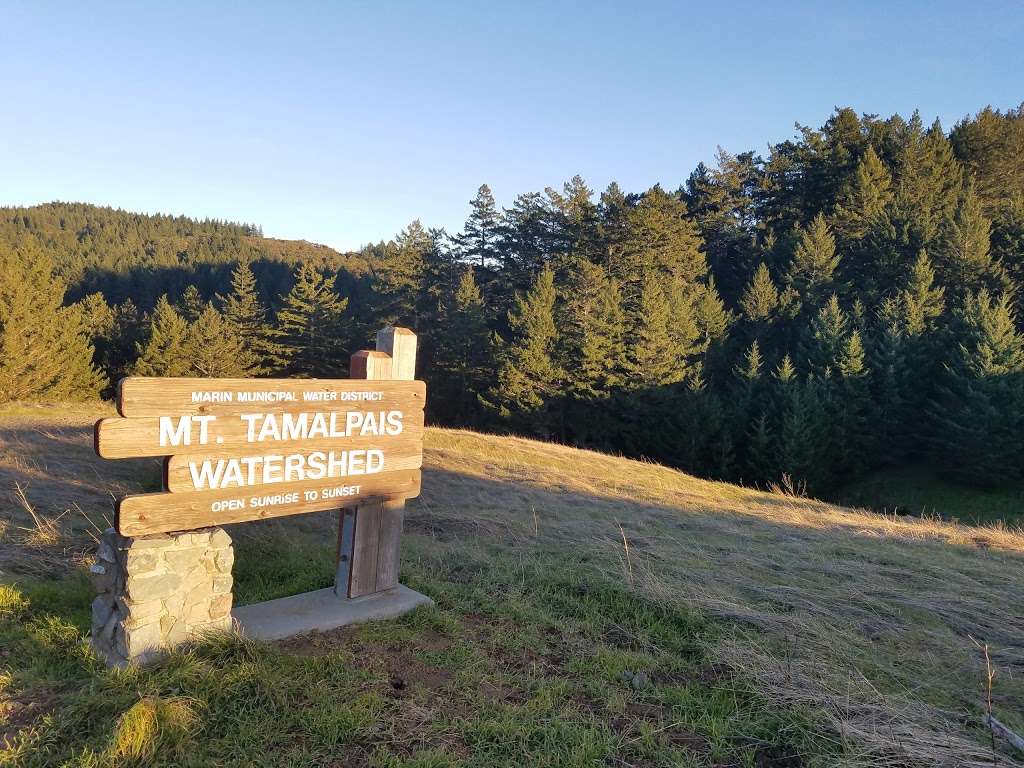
[2,1,1021,251]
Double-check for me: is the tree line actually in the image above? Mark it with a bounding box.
[2,105,1023,493]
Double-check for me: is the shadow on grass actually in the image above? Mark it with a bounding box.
[1,526,831,768]
[2,456,1020,766]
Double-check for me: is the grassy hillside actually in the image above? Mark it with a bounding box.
[1,406,1022,766]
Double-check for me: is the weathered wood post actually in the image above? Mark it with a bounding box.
[91,334,430,662]
[344,327,417,598]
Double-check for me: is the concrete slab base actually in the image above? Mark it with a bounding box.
[231,585,433,641]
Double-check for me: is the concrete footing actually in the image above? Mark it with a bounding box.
[231,584,433,641]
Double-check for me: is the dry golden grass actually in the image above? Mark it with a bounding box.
[1,406,1021,765]
[105,696,199,762]
[419,429,1024,767]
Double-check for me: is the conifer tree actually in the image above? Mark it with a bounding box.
[901,250,945,336]
[833,145,895,241]
[220,261,284,374]
[928,289,1024,486]
[0,245,105,402]
[277,263,349,376]
[433,267,490,424]
[836,330,873,475]
[740,263,780,323]
[373,220,429,327]
[187,304,260,377]
[455,184,500,268]
[784,214,841,309]
[134,296,192,377]
[625,274,688,388]
[777,368,829,491]
[545,175,599,268]
[801,295,849,377]
[488,266,561,436]
[179,284,205,322]
[562,261,626,399]
[895,119,964,251]
[936,183,1008,299]
[620,186,706,288]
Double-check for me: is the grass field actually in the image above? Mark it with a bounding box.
[1,404,1023,766]
[834,465,1024,526]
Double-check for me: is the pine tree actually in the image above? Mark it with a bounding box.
[836,330,873,475]
[620,186,706,288]
[895,118,964,252]
[220,261,285,374]
[777,369,829,491]
[455,184,500,268]
[185,304,260,377]
[800,295,849,377]
[833,145,895,242]
[936,183,1008,300]
[869,300,910,458]
[134,296,193,377]
[0,245,105,402]
[928,289,1024,486]
[433,267,490,424]
[901,250,945,336]
[625,274,688,388]
[373,221,429,327]
[488,266,561,436]
[562,261,626,399]
[784,214,841,309]
[179,284,205,322]
[545,175,599,268]
[276,263,349,376]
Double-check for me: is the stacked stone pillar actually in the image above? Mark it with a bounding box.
[90,526,234,666]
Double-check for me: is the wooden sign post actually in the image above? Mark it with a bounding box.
[91,326,430,665]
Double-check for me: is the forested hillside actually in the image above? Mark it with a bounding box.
[2,105,1023,495]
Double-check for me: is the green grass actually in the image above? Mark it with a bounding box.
[834,464,1024,526]
[1,535,837,767]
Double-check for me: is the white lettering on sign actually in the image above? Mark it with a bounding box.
[187,389,387,404]
[238,410,404,443]
[188,449,385,490]
[159,415,216,446]
[205,484,364,514]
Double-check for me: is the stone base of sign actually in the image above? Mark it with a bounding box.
[232,584,433,641]
[89,526,234,667]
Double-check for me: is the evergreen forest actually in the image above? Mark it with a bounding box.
[3,105,1024,495]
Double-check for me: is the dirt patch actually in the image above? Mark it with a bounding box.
[0,688,56,748]
[649,662,735,689]
[752,744,804,767]
[477,680,526,705]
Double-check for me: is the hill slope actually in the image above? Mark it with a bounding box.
[1,406,1022,766]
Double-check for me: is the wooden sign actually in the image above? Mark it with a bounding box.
[96,359,425,536]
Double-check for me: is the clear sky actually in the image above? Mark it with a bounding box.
[2,1,1021,251]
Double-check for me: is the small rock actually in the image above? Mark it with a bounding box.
[96,542,117,563]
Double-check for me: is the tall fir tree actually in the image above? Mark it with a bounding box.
[220,261,285,374]
[928,289,1024,486]
[784,213,841,310]
[562,260,626,400]
[134,295,193,377]
[0,244,105,402]
[432,267,491,425]
[276,263,350,376]
[488,266,562,437]
[936,182,1008,300]
[187,304,261,377]
[455,184,500,269]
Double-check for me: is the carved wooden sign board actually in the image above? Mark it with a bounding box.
[95,326,424,599]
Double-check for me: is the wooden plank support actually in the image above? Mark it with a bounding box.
[343,327,417,598]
